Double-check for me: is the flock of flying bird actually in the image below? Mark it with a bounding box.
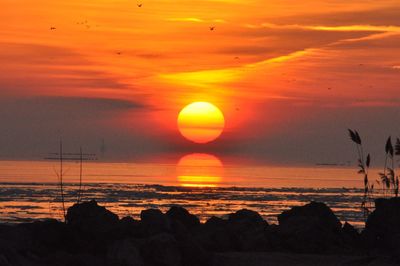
[49,3,217,58]
[47,3,370,93]
[50,3,216,32]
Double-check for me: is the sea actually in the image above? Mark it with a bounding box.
[0,154,379,228]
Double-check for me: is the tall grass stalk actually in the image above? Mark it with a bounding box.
[349,131,400,212]
[348,129,373,219]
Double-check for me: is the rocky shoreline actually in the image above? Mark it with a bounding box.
[1,198,399,266]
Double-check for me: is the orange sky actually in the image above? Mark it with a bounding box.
[0,0,399,163]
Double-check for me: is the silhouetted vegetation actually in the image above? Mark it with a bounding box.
[348,129,373,218]
[349,130,400,218]
[378,137,397,197]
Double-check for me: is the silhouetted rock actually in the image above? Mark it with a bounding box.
[0,224,32,251]
[342,222,358,237]
[196,216,232,252]
[5,201,400,265]
[107,239,144,266]
[341,222,360,246]
[169,218,212,266]
[206,216,227,228]
[0,241,33,266]
[166,206,200,231]
[228,209,266,226]
[66,200,119,235]
[264,224,284,251]
[363,197,400,255]
[45,252,107,266]
[116,216,142,238]
[338,222,362,255]
[212,252,399,266]
[140,209,171,236]
[227,209,269,251]
[19,219,76,254]
[178,238,211,266]
[278,202,341,232]
[196,210,269,252]
[141,233,181,266]
[277,202,343,253]
[120,216,136,224]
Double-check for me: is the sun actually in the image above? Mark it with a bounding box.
[177,102,225,144]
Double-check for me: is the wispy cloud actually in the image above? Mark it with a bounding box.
[166,18,205,23]
[166,18,226,23]
[245,50,309,67]
[245,23,400,33]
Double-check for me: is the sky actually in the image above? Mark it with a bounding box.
[0,0,400,165]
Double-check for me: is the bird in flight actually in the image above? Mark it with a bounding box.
[137,3,142,7]
[209,26,215,31]
[116,52,122,55]
[50,27,56,30]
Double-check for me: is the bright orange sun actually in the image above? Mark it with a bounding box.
[177,102,225,144]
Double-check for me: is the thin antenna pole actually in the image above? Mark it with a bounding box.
[60,139,66,221]
[77,146,83,203]
[45,142,96,215]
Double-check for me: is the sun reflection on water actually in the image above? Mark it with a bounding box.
[176,153,224,187]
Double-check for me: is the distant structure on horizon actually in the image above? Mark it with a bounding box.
[315,161,351,167]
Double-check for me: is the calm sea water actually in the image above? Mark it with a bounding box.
[0,155,377,227]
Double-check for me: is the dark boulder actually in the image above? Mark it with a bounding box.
[205,216,226,228]
[196,210,269,252]
[278,201,341,232]
[0,240,35,266]
[228,209,267,227]
[177,238,211,266]
[107,239,144,266]
[227,209,269,251]
[264,224,285,251]
[166,206,200,231]
[115,216,142,238]
[18,219,75,253]
[196,216,232,252]
[44,251,107,266]
[66,200,119,235]
[168,218,212,266]
[140,209,171,236]
[277,202,343,253]
[341,222,361,253]
[342,222,360,241]
[342,222,359,238]
[141,233,181,266]
[363,197,400,255]
[0,224,32,250]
